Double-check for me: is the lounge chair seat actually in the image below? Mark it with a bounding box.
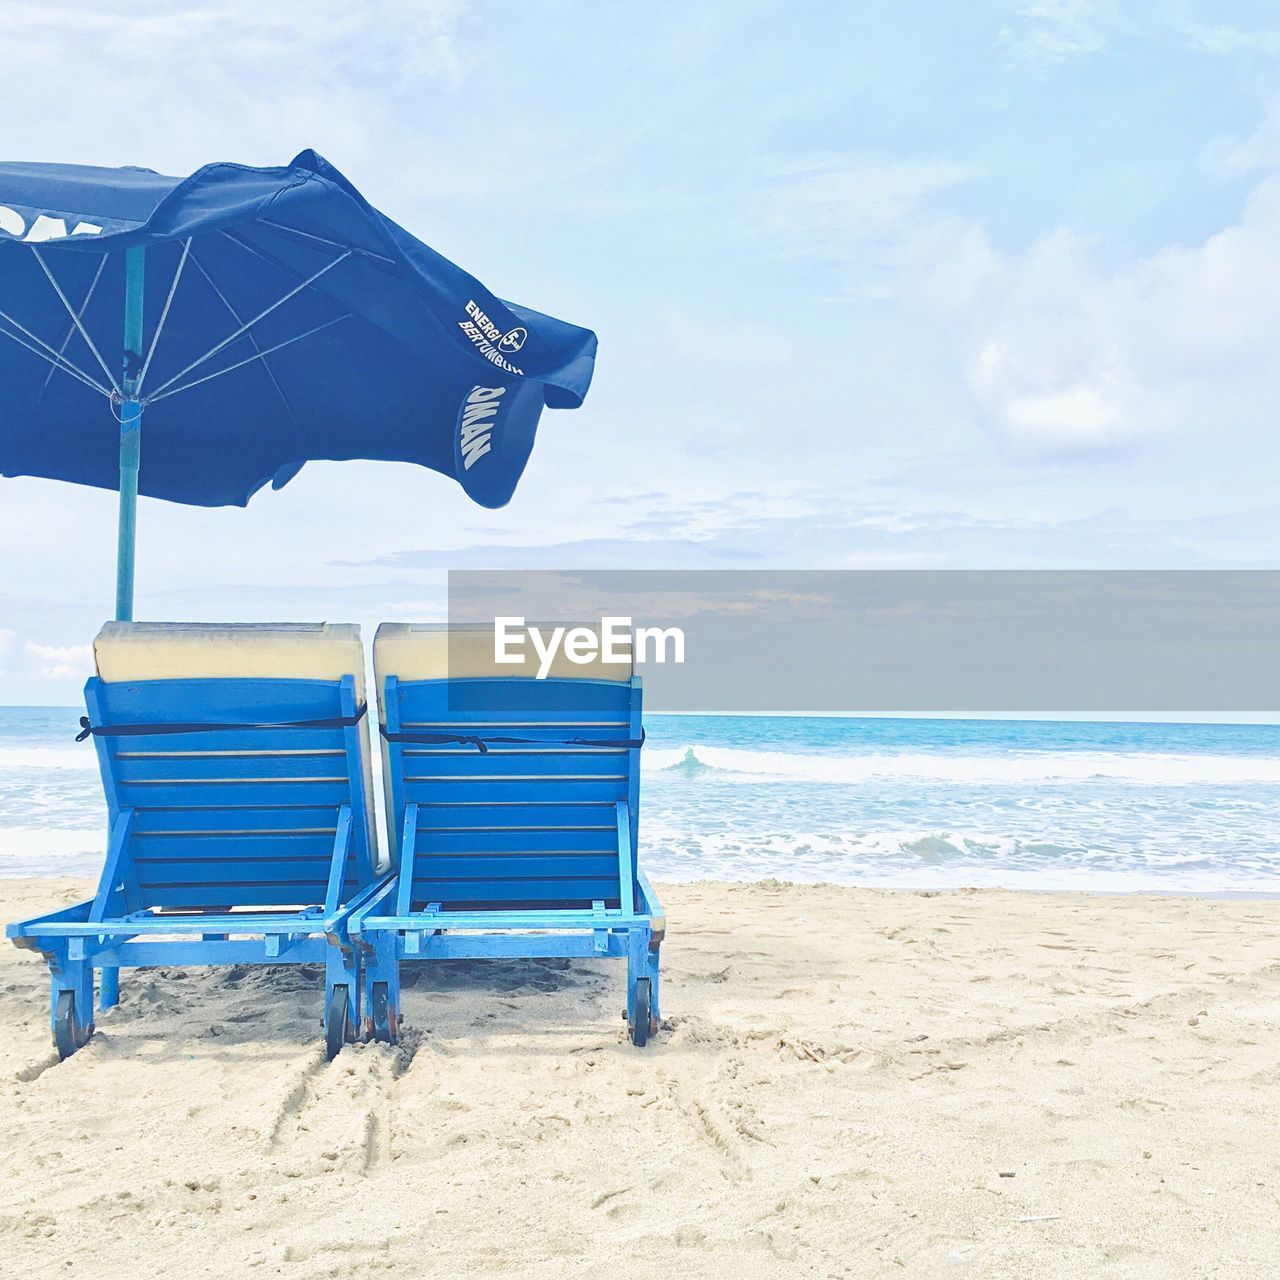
[350,623,664,1047]
[6,622,390,1059]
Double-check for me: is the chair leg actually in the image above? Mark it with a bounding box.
[625,934,637,1025]
[50,956,94,1058]
[626,931,650,1024]
[364,931,400,1044]
[625,930,655,1046]
[645,940,662,1022]
[98,965,120,1012]
[324,946,360,1047]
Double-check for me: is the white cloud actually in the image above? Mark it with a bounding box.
[1203,99,1280,178]
[767,155,976,231]
[999,0,1115,61]
[1001,2,1280,63]
[757,155,979,298]
[0,1,472,174]
[24,642,93,681]
[2,2,469,86]
[912,181,1280,451]
[1170,20,1280,57]
[664,314,797,367]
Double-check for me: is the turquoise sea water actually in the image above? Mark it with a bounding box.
[2,707,1279,892]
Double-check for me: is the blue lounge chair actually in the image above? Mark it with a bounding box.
[6,623,390,1060]
[350,624,664,1046]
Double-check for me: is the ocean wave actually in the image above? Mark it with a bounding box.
[8,738,1279,786]
[640,823,1280,893]
[0,747,96,771]
[642,744,1280,786]
[0,827,103,876]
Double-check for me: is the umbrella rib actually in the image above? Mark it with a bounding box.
[144,314,350,406]
[217,227,364,299]
[185,247,304,436]
[30,247,121,395]
[0,307,112,397]
[144,249,353,400]
[37,253,108,406]
[218,226,426,371]
[257,219,399,269]
[136,238,191,395]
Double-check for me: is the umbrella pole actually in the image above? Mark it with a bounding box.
[115,246,145,622]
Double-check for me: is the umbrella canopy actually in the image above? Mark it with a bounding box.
[0,150,597,616]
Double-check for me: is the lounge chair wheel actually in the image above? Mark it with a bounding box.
[54,990,91,1060]
[371,981,396,1045]
[628,978,652,1048]
[324,985,353,1060]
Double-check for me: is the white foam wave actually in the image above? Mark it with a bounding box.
[641,824,1280,894]
[0,827,103,876]
[0,747,96,771]
[642,744,1280,786]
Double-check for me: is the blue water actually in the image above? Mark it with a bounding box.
[2,707,1279,892]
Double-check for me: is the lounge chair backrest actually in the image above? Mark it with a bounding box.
[86,623,381,911]
[375,624,642,912]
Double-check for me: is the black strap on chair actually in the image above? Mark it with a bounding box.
[76,703,368,742]
[379,726,646,755]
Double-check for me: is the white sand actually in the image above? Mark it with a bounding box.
[1,877,1278,1279]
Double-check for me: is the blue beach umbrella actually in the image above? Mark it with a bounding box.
[0,149,596,619]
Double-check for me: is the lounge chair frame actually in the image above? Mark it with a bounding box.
[7,672,390,1058]
[351,672,664,1046]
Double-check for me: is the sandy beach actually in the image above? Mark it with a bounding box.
[1,877,1277,1279]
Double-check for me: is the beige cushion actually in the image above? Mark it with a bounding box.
[374,622,633,697]
[94,622,366,705]
[93,622,384,874]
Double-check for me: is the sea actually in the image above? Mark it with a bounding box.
[2,707,1278,895]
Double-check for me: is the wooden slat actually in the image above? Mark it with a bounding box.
[398,678,631,719]
[417,803,614,830]
[415,829,615,855]
[104,727,348,755]
[403,749,627,778]
[411,854,619,879]
[134,856,346,886]
[119,779,351,808]
[132,832,338,859]
[138,883,357,910]
[96,676,351,720]
[408,900,624,916]
[404,777,624,806]
[398,717,628,732]
[132,807,340,834]
[411,876,620,903]
[114,752,348,782]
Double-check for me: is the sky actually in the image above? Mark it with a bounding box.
[1,0,1279,702]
